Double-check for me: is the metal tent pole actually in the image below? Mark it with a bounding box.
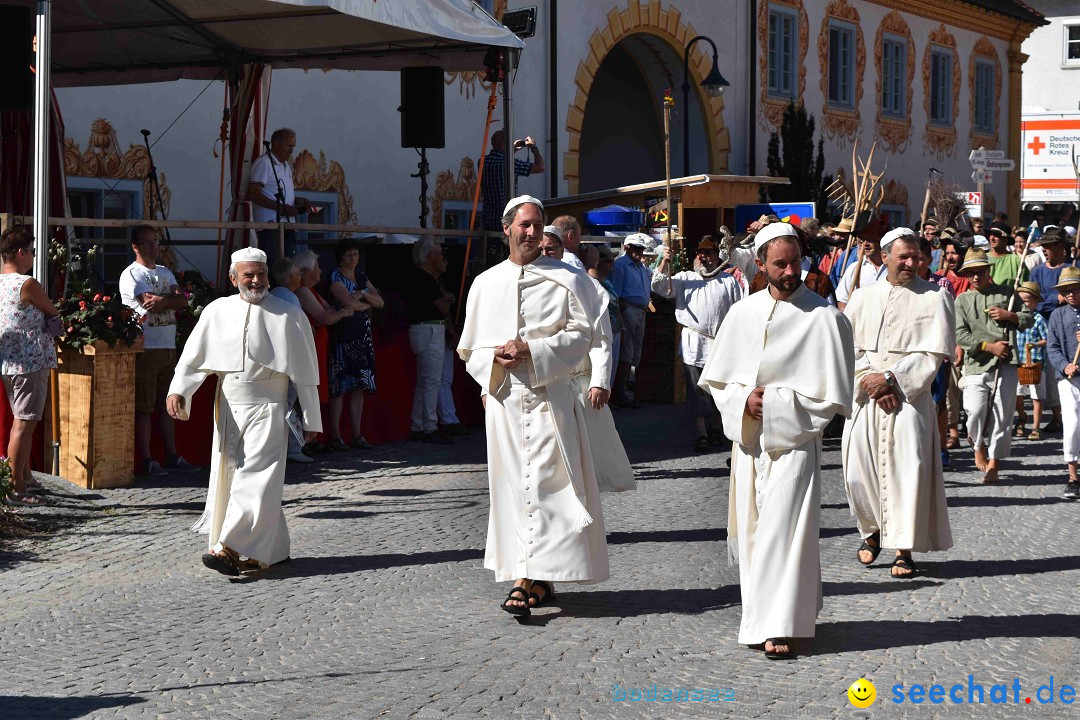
[503,49,517,199]
[32,0,51,288]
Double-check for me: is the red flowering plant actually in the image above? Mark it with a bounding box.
[55,278,143,351]
[174,269,222,350]
[51,242,142,351]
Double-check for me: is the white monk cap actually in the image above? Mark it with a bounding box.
[972,234,990,250]
[880,227,918,250]
[232,247,268,264]
[623,233,651,248]
[502,194,544,218]
[752,221,798,253]
[542,224,564,241]
[1065,226,1077,238]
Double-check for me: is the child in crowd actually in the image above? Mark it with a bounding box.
[1014,282,1048,440]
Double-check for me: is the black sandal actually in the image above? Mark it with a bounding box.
[528,580,557,607]
[707,429,725,447]
[202,549,240,577]
[500,585,531,616]
[764,638,795,660]
[891,555,917,579]
[694,435,709,453]
[856,534,881,566]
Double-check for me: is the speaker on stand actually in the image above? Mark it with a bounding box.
[400,67,445,228]
[0,5,34,111]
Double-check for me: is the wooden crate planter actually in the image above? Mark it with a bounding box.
[46,338,143,489]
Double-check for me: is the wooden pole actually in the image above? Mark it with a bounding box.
[663,89,674,294]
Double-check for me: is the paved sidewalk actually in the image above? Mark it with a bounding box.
[1,402,1077,719]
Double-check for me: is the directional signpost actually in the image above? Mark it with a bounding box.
[968,146,1014,220]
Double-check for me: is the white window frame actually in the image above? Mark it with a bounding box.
[767,5,798,101]
[881,34,906,119]
[929,46,952,126]
[973,59,995,135]
[827,19,856,110]
[880,204,906,230]
[1065,22,1080,67]
[66,177,144,293]
[294,190,340,248]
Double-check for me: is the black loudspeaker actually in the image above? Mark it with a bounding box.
[400,67,445,149]
[0,5,33,111]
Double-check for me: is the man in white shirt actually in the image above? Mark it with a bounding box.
[552,215,585,270]
[246,128,312,266]
[835,230,886,309]
[119,225,200,477]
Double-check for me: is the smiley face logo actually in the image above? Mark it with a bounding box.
[848,678,876,708]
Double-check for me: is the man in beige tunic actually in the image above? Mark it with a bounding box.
[458,196,608,617]
[700,223,854,659]
[166,248,321,576]
[842,229,955,580]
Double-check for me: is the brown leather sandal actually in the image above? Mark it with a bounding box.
[202,548,240,576]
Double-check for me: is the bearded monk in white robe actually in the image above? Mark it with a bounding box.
[700,223,854,659]
[167,248,320,576]
[459,196,608,616]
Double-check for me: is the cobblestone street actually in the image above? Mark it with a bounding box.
[1,401,1077,719]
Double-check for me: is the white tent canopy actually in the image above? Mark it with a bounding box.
[14,0,524,86]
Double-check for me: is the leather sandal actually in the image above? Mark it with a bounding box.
[764,638,795,660]
[202,548,240,576]
[856,533,881,566]
[694,435,709,453]
[528,580,557,607]
[500,585,531,617]
[891,555,918,579]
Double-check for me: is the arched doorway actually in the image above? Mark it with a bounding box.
[564,3,730,196]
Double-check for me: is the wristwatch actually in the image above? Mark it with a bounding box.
[882,370,897,389]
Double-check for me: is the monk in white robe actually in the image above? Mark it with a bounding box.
[541,226,635,494]
[700,223,854,660]
[459,196,609,616]
[166,249,320,576]
[842,229,954,580]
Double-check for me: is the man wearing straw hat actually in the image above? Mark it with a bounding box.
[166,247,321,576]
[458,195,609,617]
[1044,266,1080,500]
[954,248,1034,484]
[699,222,854,660]
[842,228,954,580]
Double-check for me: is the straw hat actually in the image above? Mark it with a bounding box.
[958,248,991,275]
[834,217,854,234]
[1052,266,1080,290]
[1016,281,1043,302]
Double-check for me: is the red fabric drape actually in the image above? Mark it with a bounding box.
[0,91,69,462]
[218,63,272,282]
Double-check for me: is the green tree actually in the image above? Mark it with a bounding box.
[763,102,833,218]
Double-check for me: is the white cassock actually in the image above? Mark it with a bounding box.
[650,268,744,366]
[458,256,609,583]
[169,294,321,566]
[842,277,954,552]
[700,284,854,644]
[573,273,635,493]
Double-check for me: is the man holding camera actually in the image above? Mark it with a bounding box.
[481,130,545,232]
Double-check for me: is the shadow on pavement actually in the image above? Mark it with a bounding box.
[946,495,1066,507]
[814,613,1080,654]
[918,555,1080,579]
[607,527,725,544]
[0,695,145,719]
[255,548,486,578]
[523,586,742,624]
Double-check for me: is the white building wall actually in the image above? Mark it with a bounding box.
[752,1,1013,224]
[1022,1,1080,113]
